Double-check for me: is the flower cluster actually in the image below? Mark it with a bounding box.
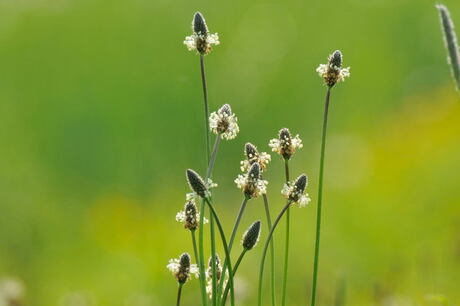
[240,142,271,173]
[184,12,220,55]
[176,200,208,230]
[186,169,217,201]
[167,253,199,284]
[316,50,350,87]
[209,104,240,140]
[281,174,311,207]
[269,128,303,160]
[235,162,268,199]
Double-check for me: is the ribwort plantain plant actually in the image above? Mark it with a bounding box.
[169,11,351,306]
[311,50,350,306]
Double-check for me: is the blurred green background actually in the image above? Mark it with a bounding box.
[1,0,460,305]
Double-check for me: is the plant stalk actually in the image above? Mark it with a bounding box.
[281,159,290,306]
[176,283,183,306]
[221,249,248,305]
[217,197,249,304]
[204,197,235,306]
[258,200,292,306]
[262,191,276,306]
[310,86,332,306]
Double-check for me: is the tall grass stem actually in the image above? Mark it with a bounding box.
[204,197,235,306]
[281,159,291,306]
[258,200,292,306]
[310,87,332,306]
[262,191,276,306]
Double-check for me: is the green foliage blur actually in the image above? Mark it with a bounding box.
[1,0,460,305]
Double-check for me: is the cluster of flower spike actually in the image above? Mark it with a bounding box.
[168,10,351,296]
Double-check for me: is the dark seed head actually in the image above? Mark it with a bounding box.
[242,220,261,250]
[329,50,343,68]
[184,201,198,230]
[177,252,191,284]
[245,142,258,160]
[279,128,294,160]
[279,128,291,142]
[294,174,307,194]
[186,169,207,198]
[248,162,260,180]
[193,12,208,35]
[219,104,232,116]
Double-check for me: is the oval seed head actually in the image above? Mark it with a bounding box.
[184,201,198,230]
[177,252,191,284]
[245,142,258,161]
[219,104,232,116]
[329,50,343,68]
[186,169,207,198]
[289,174,308,202]
[279,128,293,160]
[248,162,260,181]
[193,12,208,35]
[242,220,261,250]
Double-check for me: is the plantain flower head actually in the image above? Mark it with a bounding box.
[240,142,271,173]
[209,104,239,140]
[316,50,350,87]
[176,200,208,230]
[269,128,303,160]
[167,253,199,284]
[281,174,311,207]
[234,163,268,199]
[184,12,220,55]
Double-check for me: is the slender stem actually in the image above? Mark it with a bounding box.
[229,197,249,250]
[217,197,249,303]
[176,283,183,306]
[284,159,290,182]
[221,249,247,305]
[206,136,222,179]
[191,230,205,304]
[311,87,332,306]
[198,200,208,306]
[258,201,292,306]
[282,159,290,306]
[204,197,235,306]
[262,192,276,306]
[200,54,211,163]
[210,211,218,306]
[281,208,290,306]
[205,135,221,306]
[198,52,212,306]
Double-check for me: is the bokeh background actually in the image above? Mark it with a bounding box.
[1,0,460,305]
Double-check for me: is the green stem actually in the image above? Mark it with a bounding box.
[191,230,206,304]
[206,136,222,179]
[206,135,221,306]
[176,283,183,306]
[258,201,292,306]
[198,51,212,306]
[210,211,218,306]
[217,197,249,304]
[311,86,332,306]
[199,54,211,163]
[282,159,290,306]
[198,200,208,306]
[221,249,247,305]
[262,192,276,306]
[204,197,235,306]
